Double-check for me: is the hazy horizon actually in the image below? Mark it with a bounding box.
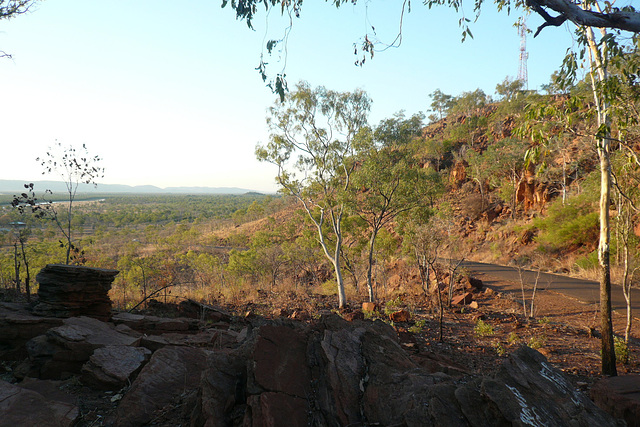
[0,178,274,195]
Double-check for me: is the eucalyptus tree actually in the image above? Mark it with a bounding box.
[429,89,454,121]
[579,19,620,375]
[256,82,371,308]
[495,77,525,102]
[349,112,442,303]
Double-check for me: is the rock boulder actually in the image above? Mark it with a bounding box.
[23,316,140,379]
[33,264,118,321]
[81,345,152,390]
[591,374,640,427]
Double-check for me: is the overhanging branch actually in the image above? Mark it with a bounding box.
[526,0,640,36]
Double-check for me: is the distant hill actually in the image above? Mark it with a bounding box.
[0,180,259,195]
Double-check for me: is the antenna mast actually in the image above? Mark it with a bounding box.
[518,20,529,90]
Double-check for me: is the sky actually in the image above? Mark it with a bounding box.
[0,0,579,193]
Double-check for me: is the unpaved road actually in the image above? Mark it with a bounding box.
[458,259,640,314]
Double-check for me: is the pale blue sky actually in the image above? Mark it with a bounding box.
[0,1,577,193]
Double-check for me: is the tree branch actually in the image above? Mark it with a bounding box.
[527,0,640,36]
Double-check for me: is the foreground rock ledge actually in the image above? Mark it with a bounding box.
[0,310,625,426]
[113,315,622,426]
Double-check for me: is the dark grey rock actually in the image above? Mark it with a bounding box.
[33,264,118,321]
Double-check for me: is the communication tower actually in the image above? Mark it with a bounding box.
[517,21,529,90]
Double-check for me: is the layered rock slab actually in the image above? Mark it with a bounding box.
[34,264,118,321]
[23,316,140,380]
[200,315,622,426]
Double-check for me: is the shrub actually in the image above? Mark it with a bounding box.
[408,319,427,333]
[534,193,599,251]
[507,332,520,345]
[319,280,337,296]
[575,251,599,270]
[384,296,404,316]
[527,335,547,350]
[493,341,506,356]
[615,337,630,365]
[474,319,494,337]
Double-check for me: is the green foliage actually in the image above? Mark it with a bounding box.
[534,192,599,251]
[614,336,630,365]
[474,319,494,337]
[575,251,599,271]
[429,89,453,120]
[449,89,490,116]
[408,319,427,333]
[319,280,338,296]
[527,335,547,350]
[384,296,404,316]
[537,317,551,325]
[363,308,377,320]
[507,332,520,345]
[495,76,525,102]
[493,341,506,356]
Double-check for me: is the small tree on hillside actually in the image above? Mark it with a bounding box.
[256,82,371,308]
[485,138,527,218]
[429,89,454,121]
[449,89,490,116]
[349,112,442,302]
[495,76,525,102]
[38,142,105,264]
[404,218,447,342]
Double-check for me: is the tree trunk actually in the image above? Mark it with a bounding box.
[586,23,617,377]
[19,239,30,303]
[562,153,567,205]
[333,252,347,308]
[366,229,378,303]
[13,243,20,295]
[622,242,633,343]
[598,141,616,376]
[332,211,347,309]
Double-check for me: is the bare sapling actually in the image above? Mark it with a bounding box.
[529,268,542,318]
[515,263,542,319]
[446,257,465,308]
[38,142,105,264]
[408,223,445,342]
[430,261,445,343]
